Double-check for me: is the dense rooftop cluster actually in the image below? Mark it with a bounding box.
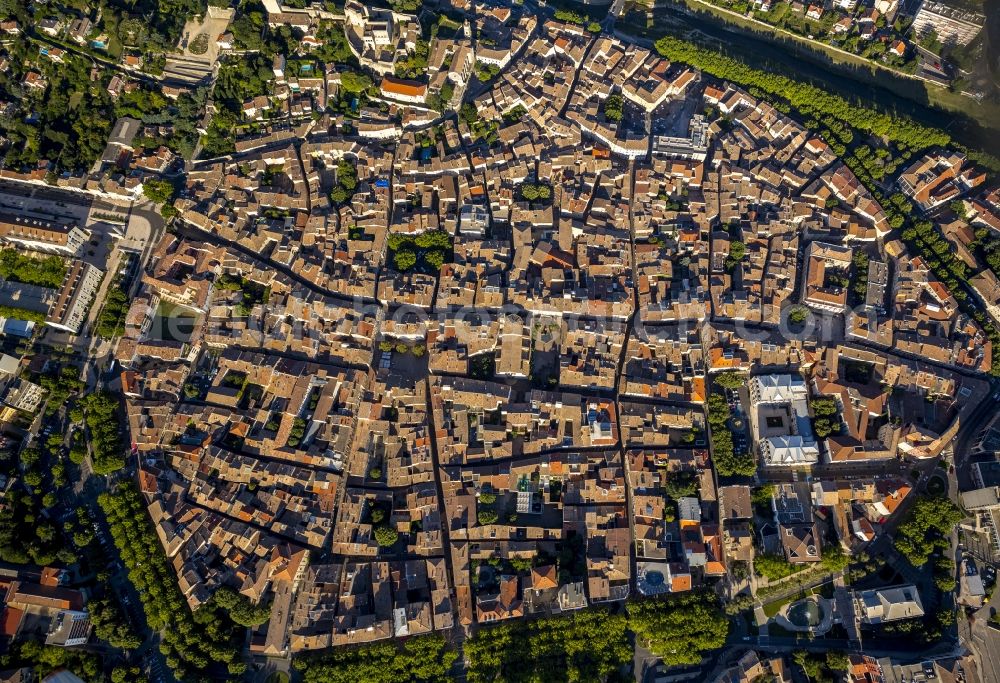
[0,0,998,680]
[92,8,1000,668]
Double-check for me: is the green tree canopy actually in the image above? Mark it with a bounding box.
[895,496,962,568]
[713,372,746,390]
[465,607,631,683]
[755,553,801,581]
[340,71,373,94]
[628,593,729,667]
[143,178,176,204]
[294,634,456,683]
[374,525,398,547]
[0,249,66,289]
[99,484,242,678]
[788,306,809,325]
[394,250,417,271]
[214,587,272,626]
[603,94,624,122]
[476,509,499,525]
[81,392,126,475]
[653,35,950,151]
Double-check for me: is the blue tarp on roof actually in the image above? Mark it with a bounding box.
[0,319,35,338]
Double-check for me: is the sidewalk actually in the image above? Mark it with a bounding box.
[754,605,769,636]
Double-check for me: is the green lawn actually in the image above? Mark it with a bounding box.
[761,581,835,618]
[763,593,798,618]
[153,300,198,343]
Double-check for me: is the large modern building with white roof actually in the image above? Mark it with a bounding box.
[749,374,819,466]
[853,585,924,625]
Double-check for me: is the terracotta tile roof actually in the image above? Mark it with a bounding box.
[380,76,427,98]
[531,565,558,590]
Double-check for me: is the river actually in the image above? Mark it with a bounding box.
[642,0,1000,157]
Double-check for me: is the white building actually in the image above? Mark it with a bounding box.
[958,558,986,608]
[459,203,490,238]
[873,0,899,18]
[343,0,418,76]
[45,261,104,334]
[379,76,427,105]
[853,585,924,625]
[0,215,90,256]
[3,378,45,415]
[759,435,821,466]
[960,486,1000,555]
[45,610,92,647]
[749,373,809,405]
[910,0,984,46]
[653,114,710,161]
[749,375,819,467]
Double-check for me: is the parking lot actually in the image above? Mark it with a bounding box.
[0,185,92,224]
[650,92,703,139]
[620,98,648,136]
[726,386,752,458]
[0,181,126,278]
[0,179,130,224]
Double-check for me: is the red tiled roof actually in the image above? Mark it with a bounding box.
[381,76,426,98]
[0,607,23,637]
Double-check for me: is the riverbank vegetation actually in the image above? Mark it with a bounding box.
[654,35,948,151]
[653,33,1000,377]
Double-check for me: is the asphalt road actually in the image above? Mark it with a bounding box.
[952,379,1000,491]
[0,175,172,680]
